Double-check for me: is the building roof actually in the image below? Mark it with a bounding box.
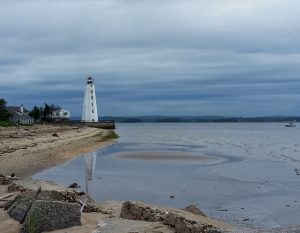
[8,106,29,113]
[87,76,94,84]
[53,108,69,112]
[11,114,33,120]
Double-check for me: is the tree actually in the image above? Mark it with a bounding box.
[41,103,53,122]
[41,103,60,122]
[0,98,11,121]
[29,105,42,122]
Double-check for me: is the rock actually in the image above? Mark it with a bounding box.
[184,204,207,217]
[7,196,32,221]
[68,182,80,189]
[120,201,233,233]
[52,133,59,137]
[77,191,86,196]
[83,202,102,213]
[23,200,81,233]
[6,189,41,222]
[8,179,65,192]
[120,201,166,222]
[0,174,17,185]
[8,179,79,202]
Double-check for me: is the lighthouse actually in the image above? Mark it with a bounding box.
[82,76,99,122]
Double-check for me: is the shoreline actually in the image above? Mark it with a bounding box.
[0,124,115,178]
[1,124,300,232]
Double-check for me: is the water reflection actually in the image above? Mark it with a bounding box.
[85,151,96,181]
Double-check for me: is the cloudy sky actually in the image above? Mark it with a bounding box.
[1,0,300,117]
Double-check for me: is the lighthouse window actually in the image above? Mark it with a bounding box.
[91,103,93,106]
[91,90,93,94]
[91,96,93,100]
[91,85,93,87]
[92,110,94,113]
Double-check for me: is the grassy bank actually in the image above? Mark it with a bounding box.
[0,121,17,127]
[103,130,119,140]
[0,121,32,127]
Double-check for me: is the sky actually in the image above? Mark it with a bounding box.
[0,0,300,117]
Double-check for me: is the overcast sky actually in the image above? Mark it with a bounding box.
[1,0,300,117]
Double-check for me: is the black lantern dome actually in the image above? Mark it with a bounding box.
[87,76,93,84]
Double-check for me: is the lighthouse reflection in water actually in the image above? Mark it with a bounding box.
[85,152,96,181]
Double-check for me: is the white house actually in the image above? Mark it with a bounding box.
[52,108,71,122]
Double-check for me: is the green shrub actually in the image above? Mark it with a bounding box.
[0,121,16,127]
[103,130,119,140]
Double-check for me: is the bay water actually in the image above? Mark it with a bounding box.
[34,123,300,228]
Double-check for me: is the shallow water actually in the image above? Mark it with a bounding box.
[34,123,300,228]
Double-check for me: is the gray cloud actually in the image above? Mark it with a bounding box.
[1,0,300,116]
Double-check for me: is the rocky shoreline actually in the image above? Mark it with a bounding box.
[2,176,300,233]
[0,175,234,233]
[0,175,299,233]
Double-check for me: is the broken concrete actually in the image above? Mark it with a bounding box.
[8,179,79,202]
[7,196,31,222]
[3,179,82,233]
[23,200,81,233]
[120,201,233,233]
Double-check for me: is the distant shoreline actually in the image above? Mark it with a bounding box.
[71,116,300,123]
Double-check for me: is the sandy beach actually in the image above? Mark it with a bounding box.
[0,124,114,178]
[0,124,117,233]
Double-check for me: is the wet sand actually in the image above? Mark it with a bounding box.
[114,151,219,161]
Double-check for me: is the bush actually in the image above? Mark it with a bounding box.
[0,121,32,127]
[103,130,119,140]
[0,121,16,127]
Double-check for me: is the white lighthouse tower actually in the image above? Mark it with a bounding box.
[82,76,99,122]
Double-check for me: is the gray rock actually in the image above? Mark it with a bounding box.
[120,201,232,233]
[0,174,17,185]
[8,179,79,202]
[7,196,31,221]
[121,201,166,222]
[184,204,207,217]
[23,200,81,233]
[8,179,66,192]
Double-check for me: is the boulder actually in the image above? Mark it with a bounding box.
[23,200,81,233]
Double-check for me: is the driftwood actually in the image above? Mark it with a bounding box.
[0,193,14,201]
[0,193,14,209]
